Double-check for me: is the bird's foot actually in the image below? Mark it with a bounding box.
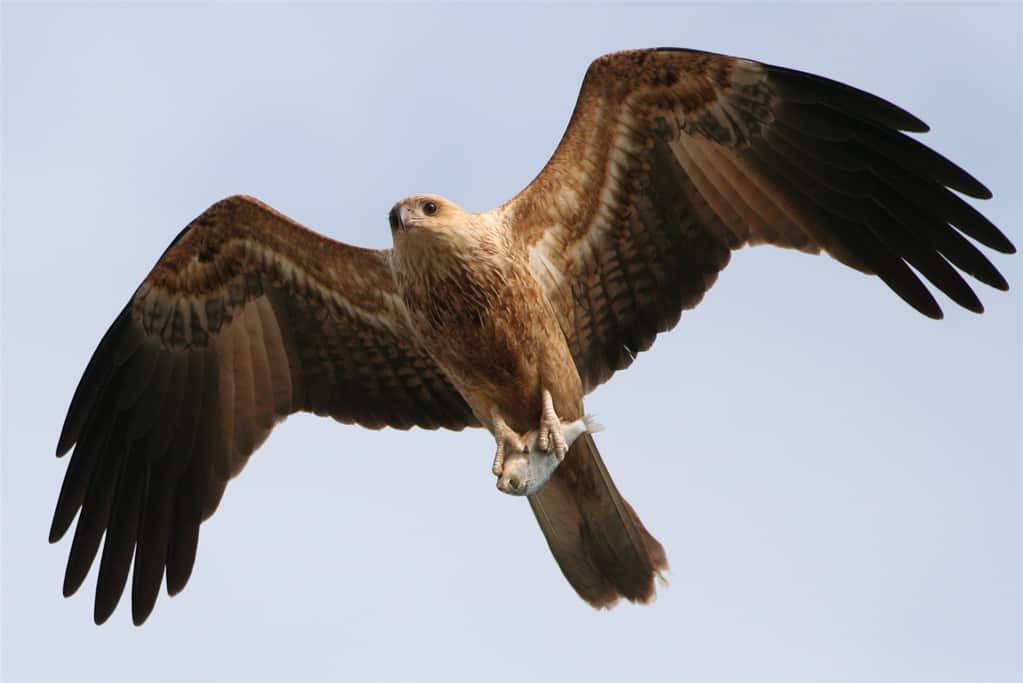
[491,416,526,477]
[537,389,568,462]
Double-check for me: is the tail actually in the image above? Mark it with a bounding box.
[528,432,668,607]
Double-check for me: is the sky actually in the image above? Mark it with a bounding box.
[2,2,1020,682]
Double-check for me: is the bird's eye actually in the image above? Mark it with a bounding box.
[423,201,438,216]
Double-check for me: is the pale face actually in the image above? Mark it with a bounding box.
[387,195,496,271]
[387,194,458,240]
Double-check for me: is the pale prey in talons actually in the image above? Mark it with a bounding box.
[496,415,604,496]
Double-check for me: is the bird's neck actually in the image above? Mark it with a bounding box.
[393,213,507,286]
[391,213,513,338]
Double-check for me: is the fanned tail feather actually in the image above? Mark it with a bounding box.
[528,432,667,607]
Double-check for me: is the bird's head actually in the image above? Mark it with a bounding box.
[388,194,467,240]
[387,193,504,289]
[388,194,498,271]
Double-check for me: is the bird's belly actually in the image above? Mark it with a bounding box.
[420,312,549,429]
[404,273,581,431]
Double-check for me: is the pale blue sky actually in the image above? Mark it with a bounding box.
[2,2,1020,681]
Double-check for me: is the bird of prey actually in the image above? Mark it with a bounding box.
[51,48,1014,625]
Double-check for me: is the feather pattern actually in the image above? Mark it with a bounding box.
[501,48,1014,393]
[53,195,477,624]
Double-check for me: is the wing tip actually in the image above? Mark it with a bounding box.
[946,175,993,201]
[48,525,66,545]
[957,295,985,315]
[903,118,930,134]
[131,598,156,627]
[991,234,1017,256]
[166,565,193,596]
[55,437,74,458]
[93,602,116,626]
[972,185,995,201]
[62,572,82,598]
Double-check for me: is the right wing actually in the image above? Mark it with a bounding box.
[51,195,478,625]
[500,49,1014,394]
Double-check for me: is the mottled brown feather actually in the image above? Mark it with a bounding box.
[502,48,1014,393]
[53,195,478,623]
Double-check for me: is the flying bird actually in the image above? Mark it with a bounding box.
[52,48,1015,625]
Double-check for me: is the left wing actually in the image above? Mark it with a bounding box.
[52,195,477,624]
[499,49,1015,393]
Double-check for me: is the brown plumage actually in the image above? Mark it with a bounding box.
[53,48,1013,624]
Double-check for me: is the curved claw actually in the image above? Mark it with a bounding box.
[491,417,525,477]
[539,388,568,461]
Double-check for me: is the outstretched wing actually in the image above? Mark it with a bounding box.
[500,48,1015,393]
[52,195,477,625]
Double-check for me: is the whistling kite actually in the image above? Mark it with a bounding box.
[52,49,1014,625]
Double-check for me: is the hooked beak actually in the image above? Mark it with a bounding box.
[388,206,405,233]
[390,204,418,234]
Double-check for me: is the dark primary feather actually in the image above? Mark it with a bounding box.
[52,196,478,624]
[763,63,932,134]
